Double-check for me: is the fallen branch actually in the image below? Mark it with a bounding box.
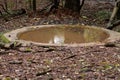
[9,60,23,64]
[63,54,77,60]
[36,69,52,76]
[107,20,120,30]
[0,4,11,15]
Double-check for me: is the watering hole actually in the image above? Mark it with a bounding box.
[17,25,109,44]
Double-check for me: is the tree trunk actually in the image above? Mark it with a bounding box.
[28,0,32,10]
[49,0,60,12]
[116,1,120,19]
[28,0,35,11]
[15,0,18,9]
[32,0,36,11]
[65,0,80,12]
[54,0,60,9]
[4,0,8,10]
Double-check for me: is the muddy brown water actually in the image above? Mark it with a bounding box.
[17,26,109,44]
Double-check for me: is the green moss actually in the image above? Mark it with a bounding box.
[0,33,10,43]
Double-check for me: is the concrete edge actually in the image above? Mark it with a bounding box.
[4,25,120,47]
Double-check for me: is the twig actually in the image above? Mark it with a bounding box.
[9,60,23,64]
[36,69,52,76]
[0,51,9,55]
[63,54,77,60]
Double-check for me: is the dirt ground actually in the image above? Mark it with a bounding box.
[0,0,120,80]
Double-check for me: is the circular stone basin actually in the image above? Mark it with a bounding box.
[4,25,120,46]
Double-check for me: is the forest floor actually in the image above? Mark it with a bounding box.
[0,0,120,80]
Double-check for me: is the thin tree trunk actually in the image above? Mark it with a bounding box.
[28,0,32,10]
[116,3,120,19]
[15,0,18,9]
[4,0,8,10]
[80,0,85,12]
[107,0,120,29]
[32,0,36,11]
[49,0,60,12]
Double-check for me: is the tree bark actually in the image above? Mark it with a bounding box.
[4,0,8,10]
[116,1,120,19]
[28,0,32,10]
[65,0,80,12]
[32,0,36,11]
[49,0,60,12]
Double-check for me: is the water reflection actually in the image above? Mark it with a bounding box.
[49,28,65,44]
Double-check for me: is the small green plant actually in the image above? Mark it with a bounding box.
[0,33,10,43]
[95,10,111,20]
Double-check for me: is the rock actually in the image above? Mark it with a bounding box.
[21,43,31,47]
[18,47,25,52]
[1,43,14,49]
[4,43,11,49]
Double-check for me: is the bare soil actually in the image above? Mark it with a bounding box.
[0,0,120,80]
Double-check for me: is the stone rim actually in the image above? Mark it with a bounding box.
[4,25,120,47]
